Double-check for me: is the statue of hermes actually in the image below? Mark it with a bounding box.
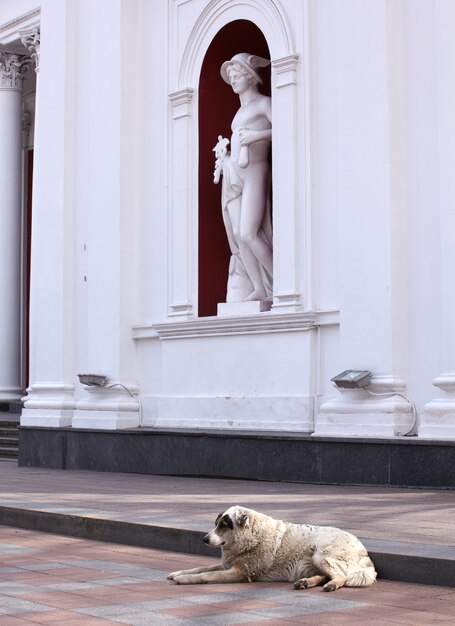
[213,53,272,304]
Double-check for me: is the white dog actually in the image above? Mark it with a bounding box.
[168,505,377,592]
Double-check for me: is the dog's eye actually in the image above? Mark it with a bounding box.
[218,514,234,530]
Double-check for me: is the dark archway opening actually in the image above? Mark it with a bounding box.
[198,20,270,317]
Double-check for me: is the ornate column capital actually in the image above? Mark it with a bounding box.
[19,27,40,73]
[0,47,30,91]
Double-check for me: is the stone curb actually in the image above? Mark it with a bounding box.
[0,505,453,588]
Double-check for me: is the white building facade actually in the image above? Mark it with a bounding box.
[1,0,455,472]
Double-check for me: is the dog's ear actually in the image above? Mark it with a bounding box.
[235,511,249,527]
[215,512,223,526]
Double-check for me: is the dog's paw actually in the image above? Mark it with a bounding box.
[294,578,309,590]
[171,575,189,585]
[167,571,182,581]
[323,581,337,592]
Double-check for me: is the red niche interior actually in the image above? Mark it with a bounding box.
[198,20,270,317]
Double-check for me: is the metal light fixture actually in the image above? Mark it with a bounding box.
[78,374,107,387]
[331,370,371,389]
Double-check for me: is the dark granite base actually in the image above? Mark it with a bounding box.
[18,427,455,489]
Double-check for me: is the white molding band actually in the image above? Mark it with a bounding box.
[133,310,339,340]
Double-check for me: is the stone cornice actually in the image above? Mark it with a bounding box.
[0,8,40,46]
[133,310,339,340]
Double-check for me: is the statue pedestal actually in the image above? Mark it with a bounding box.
[217,300,272,317]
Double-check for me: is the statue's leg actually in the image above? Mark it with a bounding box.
[226,193,264,301]
[225,196,241,250]
[240,165,273,278]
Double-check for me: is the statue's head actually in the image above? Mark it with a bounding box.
[221,53,270,86]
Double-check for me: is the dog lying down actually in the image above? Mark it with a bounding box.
[168,505,377,592]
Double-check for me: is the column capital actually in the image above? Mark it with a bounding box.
[0,47,30,91]
[19,27,40,73]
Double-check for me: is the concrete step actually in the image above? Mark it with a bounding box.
[0,446,19,458]
[0,419,19,460]
[0,427,19,436]
[0,505,453,588]
[0,436,19,446]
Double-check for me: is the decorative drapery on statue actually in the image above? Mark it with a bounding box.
[213,53,273,305]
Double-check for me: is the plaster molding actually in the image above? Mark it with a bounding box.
[0,48,30,90]
[22,382,76,410]
[0,8,40,47]
[133,309,339,340]
[316,377,415,438]
[168,302,194,318]
[272,54,299,88]
[421,374,455,439]
[142,394,314,432]
[0,386,23,402]
[169,87,194,119]
[73,382,141,430]
[19,27,40,72]
[177,0,295,89]
[21,382,76,427]
[431,374,455,395]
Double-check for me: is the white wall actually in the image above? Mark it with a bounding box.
[4,0,452,438]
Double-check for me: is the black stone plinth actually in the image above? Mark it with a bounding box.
[18,427,455,489]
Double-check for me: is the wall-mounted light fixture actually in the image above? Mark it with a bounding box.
[77,374,107,387]
[331,370,371,389]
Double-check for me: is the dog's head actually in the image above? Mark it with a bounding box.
[203,506,251,550]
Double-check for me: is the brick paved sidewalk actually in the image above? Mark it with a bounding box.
[1,461,455,589]
[0,462,454,547]
[0,525,454,626]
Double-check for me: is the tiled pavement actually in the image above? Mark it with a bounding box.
[1,525,455,626]
[0,458,454,625]
[0,462,454,547]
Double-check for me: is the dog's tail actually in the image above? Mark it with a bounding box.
[346,558,377,587]
[346,566,377,587]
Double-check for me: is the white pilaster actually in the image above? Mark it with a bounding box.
[21,0,76,426]
[0,50,28,401]
[271,55,302,313]
[315,1,413,437]
[71,0,140,430]
[168,88,195,319]
[421,0,455,439]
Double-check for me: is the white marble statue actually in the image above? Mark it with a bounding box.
[214,53,272,303]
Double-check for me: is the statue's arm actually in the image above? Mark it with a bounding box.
[239,97,272,146]
[239,127,271,146]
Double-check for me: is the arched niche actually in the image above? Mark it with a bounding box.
[198,20,271,317]
[167,1,302,321]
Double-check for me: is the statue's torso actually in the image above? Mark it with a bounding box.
[230,95,271,164]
